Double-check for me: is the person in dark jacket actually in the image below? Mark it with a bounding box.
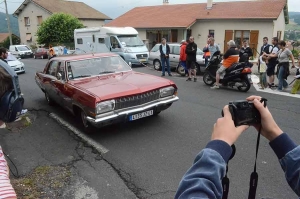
[0,48,8,63]
[239,40,253,64]
[175,95,300,198]
[258,37,272,74]
[185,36,197,82]
[159,38,171,76]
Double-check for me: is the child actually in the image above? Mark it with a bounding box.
[259,55,268,89]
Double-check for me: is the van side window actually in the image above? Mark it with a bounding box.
[151,45,159,52]
[98,38,104,43]
[173,46,180,55]
[110,36,120,49]
[77,38,83,44]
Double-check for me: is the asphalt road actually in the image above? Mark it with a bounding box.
[19,58,300,199]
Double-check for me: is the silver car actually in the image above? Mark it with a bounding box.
[148,43,206,74]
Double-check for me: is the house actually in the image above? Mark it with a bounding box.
[13,0,111,45]
[0,33,20,47]
[106,0,288,57]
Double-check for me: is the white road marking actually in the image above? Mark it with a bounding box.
[49,113,109,154]
[251,74,300,98]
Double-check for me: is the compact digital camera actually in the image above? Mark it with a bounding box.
[222,100,261,126]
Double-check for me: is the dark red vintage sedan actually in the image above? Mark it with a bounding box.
[35,53,179,132]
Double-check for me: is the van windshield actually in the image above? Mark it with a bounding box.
[117,35,144,47]
[17,46,30,51]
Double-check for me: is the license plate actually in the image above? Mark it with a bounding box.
[139,59,147,62]
[129,110,153,121]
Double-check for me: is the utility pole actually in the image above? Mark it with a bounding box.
[4,0,13,46]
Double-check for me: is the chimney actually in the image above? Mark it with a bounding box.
[163,0,169,5]
[207,0,213,9]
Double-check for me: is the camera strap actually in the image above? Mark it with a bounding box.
[248,98,267,199]
[222,144,236,199]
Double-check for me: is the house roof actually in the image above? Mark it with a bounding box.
[14,0,111,20]
[0,33,18,43]
[106,0,287,28]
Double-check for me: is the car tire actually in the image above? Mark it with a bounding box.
[76,109,96,134]
[177,64,186,76]
[45,92,55,106]
[153,60,161,71]
[34,55,36,59]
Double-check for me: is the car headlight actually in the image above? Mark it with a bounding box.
[123,48,132,53]
[159,86,175,98]
[19,52,24,55]
[96,100,115,114]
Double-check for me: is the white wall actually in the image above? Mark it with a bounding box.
[80,19,105,28]
[191,19,274,54]
[17,2,51,45]
[273,10,286,40]
[136,29,147,40]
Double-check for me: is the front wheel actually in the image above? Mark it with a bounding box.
[177,64,186,76]
[237,78,251,92]
[203,72,215,86]
[77,109,96,133]
[153,60,161,71]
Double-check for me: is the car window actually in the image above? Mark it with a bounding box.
[57,62,66,81]
[46,61,59,76]
[197,48,204,55]
[151,44,160,52]
[172,46,180,55]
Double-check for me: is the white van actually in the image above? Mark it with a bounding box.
[74,27,149,65]
[9,45,33,58]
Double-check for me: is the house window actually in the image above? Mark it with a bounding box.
[234,30,250,48]
[37,16,43,25]
[26,33,32,42]
[209,30,215,38]
[24,17,30,26]
[98,38,104,43]
[277,31,282,40]
[77,38,83,44]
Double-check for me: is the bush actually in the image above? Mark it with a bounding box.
[292,49,300,58]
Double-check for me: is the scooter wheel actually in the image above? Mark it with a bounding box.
[203,73,214,86]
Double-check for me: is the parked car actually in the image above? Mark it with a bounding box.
[34,48,49,59]
[6,52,25,74]
[148,43,206,74]
[9,45,33,59]
[35,53,179,132]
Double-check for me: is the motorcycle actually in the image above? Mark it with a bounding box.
[203,51,252,92]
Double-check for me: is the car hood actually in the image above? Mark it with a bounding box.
[7,60,22,66]
[123,46,148,53]
[69,71,174,101]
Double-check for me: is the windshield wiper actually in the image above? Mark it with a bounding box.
[73,75,91,78]
[99,71,115,74]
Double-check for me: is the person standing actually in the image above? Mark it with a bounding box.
[208,37,220,59]
[186,36,197,82]
[266,37,279,87]
[203,38,211,67]
[159,38,171,76]
[48,45,56,60]
[264,40,295,92]
[179,40,188,76]
[0,48,8,63]
[259,55,268,89]
[239,40,253,63]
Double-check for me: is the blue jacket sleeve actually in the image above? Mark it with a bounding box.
[269,133,300,196]
[175,140,232,199]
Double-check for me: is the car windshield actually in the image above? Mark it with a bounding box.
[67,56,132,79]
[117,35,144,47]
[6,53,17,61]
[17,46,30,51]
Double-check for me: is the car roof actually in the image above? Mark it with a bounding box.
[51,53,120,61]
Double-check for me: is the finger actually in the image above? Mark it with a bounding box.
[253,98,266,113]
[222,105,232,119]
[236,125,249,135]
[246,95,262,101]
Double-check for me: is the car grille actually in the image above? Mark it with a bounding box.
[115,90,160,110]
[136,54,148,59]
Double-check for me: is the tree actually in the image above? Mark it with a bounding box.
[2,35,20,49]
[36,13,84,45]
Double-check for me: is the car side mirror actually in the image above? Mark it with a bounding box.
[57,72,62,80]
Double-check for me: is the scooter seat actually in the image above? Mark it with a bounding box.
[226,63,244,73]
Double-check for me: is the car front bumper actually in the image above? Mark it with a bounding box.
[86,96,179,127]
[12,65,25,74]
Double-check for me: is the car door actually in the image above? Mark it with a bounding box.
[36,48,41,58]
[170,45,180,68]
[44,60,60,102]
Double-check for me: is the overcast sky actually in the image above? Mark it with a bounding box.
[2,0,300,18]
